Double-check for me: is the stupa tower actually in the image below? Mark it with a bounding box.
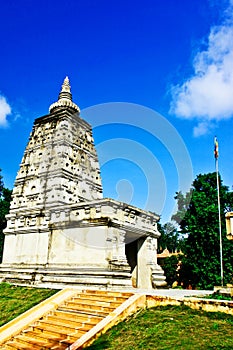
[9,77,103,216]
[0,77,166,290]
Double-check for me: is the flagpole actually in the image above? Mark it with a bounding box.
[215,138,223,286]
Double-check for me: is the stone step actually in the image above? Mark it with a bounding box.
[24,328,68,343]
[44,315,94,330]
[25,328,76,346]
[37,318,90,333]
[50,344,70,350]
[58,304,111,317]
[52,309,103,323]
[0,346,15,350]
[63,299,116,311]
[82,290,133,298]
[2,340,35,350]
[32,321,86,339]
[1,345,19,350]
[69,297,122,308]
[10,334,55,349]
[74,293,131,303]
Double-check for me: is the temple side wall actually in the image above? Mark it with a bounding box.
[2,225,131,270]
[2,231,49,265]
[47,227,110,268]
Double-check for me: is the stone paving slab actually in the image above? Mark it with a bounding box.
[133,288,214,299]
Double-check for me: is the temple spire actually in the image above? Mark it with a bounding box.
[59,76,72,99]
[49,76,80,114]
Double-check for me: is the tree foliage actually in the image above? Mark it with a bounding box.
[172,172,233,289]
[0,170,12,262]
[161,255,181,287]
[158,222,184,253]
[157,222,185,287]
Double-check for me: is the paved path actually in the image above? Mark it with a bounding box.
[71,286,215,299]
[134,288,214,299]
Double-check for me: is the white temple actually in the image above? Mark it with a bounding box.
[0,78,166,289]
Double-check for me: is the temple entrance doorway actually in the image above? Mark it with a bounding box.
[125,236,151,289]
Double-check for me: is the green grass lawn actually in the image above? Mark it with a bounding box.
[0,282,57,327]
[86,305,233,350]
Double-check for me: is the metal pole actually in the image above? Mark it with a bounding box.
[215,157,224,286]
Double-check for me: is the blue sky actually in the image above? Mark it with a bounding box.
[0,0,233,223]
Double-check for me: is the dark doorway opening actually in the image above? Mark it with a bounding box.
[125,239,138,273]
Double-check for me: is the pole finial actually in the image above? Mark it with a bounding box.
[214,136,219,159]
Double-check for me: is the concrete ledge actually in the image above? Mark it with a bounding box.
[146,295,233,315]
[0,266,133,290]
[214,285,233,297]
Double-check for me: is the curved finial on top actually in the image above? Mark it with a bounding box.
[49,77,80,114]
[60,76,71,93]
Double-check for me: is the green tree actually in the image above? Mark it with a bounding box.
[158,222,184,253]
[0,170,12,262]
[161,255,181,287]
[172,172,233,289]
[157,222,185,287]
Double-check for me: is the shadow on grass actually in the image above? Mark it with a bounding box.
[86,339,111,350]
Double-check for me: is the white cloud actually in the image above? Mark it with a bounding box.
[193,122,214,137]
[0,95,11,127]
[170,2,233,136]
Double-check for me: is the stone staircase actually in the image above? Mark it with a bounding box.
[0,289,145,350]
